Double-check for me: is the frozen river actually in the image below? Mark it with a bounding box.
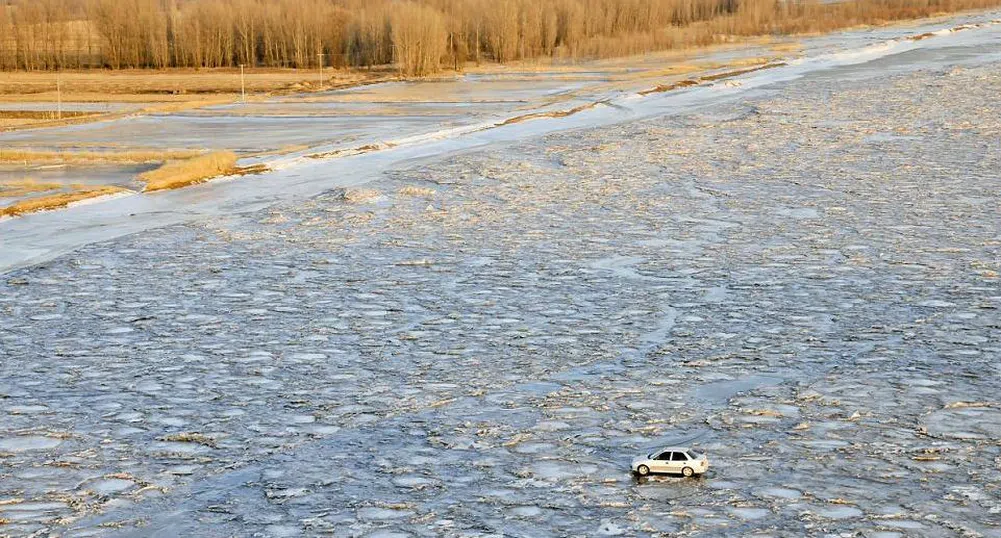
[1,11,1001,538]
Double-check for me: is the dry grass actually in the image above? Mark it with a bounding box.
[0,149,203,165]
[0,179,63,197]
[0,110,99,120]
[140,151,238,192]
[0,186,129,218]
[0,69,388,99]
[0,112,115,131]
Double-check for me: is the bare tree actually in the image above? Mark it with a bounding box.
[4,0,1001,73]
[392,1,447,77]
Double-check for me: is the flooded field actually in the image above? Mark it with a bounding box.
[2,10,1001,538]
[0,46,773,212]
[0,49,758,159]
[0,164,154,192]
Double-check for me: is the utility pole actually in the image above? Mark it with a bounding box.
[240,64,246,103]
[317,52,325,90]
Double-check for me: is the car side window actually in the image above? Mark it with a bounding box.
[671,452,687,461]
[656,452,671,460]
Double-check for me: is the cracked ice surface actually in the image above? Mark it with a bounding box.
[1,62,1001,537]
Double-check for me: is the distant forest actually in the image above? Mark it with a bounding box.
[1,0,999,76]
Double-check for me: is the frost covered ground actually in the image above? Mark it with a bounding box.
[2,35,1001,538]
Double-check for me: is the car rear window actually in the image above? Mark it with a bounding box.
[687,450,702,459]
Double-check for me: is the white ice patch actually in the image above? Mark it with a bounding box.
[0,436,62,452]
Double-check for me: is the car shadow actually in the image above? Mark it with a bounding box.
[633,472,708,485]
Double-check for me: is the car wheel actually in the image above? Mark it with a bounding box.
[682,467,694,477]
[636,465,650,476]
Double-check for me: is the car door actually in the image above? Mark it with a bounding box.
[652,451,673,473]
[669,451,688,473]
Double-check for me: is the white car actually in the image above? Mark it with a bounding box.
[632,447,709,477]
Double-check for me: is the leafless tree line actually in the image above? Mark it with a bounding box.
[2,0,999,76]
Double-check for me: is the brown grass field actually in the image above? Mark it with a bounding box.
[0,110,97,120]
[0,68,392,129]
[0,68,388,98]
[0,149,204,164]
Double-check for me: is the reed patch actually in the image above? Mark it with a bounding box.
[0,186,130,218]
[140,151,239,192]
